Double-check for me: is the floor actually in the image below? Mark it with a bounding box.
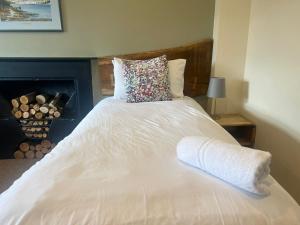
[0,159,38,194]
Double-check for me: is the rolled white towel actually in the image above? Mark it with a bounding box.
[177,136,272,195]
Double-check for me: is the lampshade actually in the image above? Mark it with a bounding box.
[207,77,226,98]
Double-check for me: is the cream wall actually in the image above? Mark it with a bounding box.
[0,0,215,57]
[212,0,251,114]
[243,0,300,203]
[214,0,300,203]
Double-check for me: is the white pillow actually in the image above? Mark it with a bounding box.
[167,59,186,98]
[112,57,186,99]
[112,58,127,100]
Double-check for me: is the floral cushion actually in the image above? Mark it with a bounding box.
[121,55,172,103]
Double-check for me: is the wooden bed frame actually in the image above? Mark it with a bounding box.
[98,39,213,97]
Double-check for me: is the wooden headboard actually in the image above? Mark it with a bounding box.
[98,39,213,97]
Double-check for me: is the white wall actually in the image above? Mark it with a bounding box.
[212,0,251,114]
[243,0,300,203]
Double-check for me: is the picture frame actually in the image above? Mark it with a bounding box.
[0,0,63,32]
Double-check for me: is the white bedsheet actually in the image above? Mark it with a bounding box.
[0,97,299,225]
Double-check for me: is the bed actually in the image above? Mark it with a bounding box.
[0,40,299,225]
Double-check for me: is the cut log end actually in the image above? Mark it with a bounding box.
[14,111,23,119]
[20,104,29,112]
[35,144,42,151]
[36,94,49,105]
[11,99,20,108]
[20,92,36,105]
[30,108,36,116]
[14,150,25,159]
[41,140,52,149]
[19,142,30,152]
[22,112,30,119]
[35,112,43,120]
[35,151,44,159]
[53,111,61,118]
[33,104,40,112]
[25,151,35,159]
[41,148,50,154]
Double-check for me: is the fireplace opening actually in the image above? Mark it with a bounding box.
[0,79,77,120]
[0,79,79,159]
[0,59,93,159]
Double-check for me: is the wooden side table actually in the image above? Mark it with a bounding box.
[215,114,256,148]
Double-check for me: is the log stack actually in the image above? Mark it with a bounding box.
[10,92,67,140]
[11,92,65,120]
[20,119,51,139]
[14,140,56,159]
[10,92,67,160]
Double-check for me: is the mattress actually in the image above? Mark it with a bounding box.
[0,97,299,225]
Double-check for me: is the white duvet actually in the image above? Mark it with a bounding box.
[0,97,299,225]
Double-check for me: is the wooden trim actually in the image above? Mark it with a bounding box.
[98,39,213,97]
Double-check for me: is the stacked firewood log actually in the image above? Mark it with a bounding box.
[10,92,67,159]
[11,92,64,120]
[19,119,50,139]
[14,140,56,159]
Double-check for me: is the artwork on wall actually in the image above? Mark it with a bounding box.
[0,0,62,31]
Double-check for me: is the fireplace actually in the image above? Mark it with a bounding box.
[0,59,93,159]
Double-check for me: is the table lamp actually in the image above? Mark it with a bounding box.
[207,77,226,118]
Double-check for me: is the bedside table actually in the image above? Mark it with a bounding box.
[215,114,256,148]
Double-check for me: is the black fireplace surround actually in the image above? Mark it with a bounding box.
[0,59,93,159]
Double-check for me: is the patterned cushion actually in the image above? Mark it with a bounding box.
[121,55,172,103]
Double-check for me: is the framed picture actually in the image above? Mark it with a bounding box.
[0,0,63,31]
